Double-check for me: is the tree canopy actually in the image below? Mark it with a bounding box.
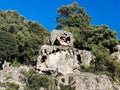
[0,10,50,65]
[56,2,90,29]
[0,30,18,61]
[56,2,118,52]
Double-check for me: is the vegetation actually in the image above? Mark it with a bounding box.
[59,84,75,90]
[0,10,50,65]
[5,82,19,90]
[56,2,120,82]
[20,69,55,90]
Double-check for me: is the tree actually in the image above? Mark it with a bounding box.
[16,30,43,64]
[0,30,18,62]
[56,2,90,29]
[0,10,50,65]
[56,2,118,52]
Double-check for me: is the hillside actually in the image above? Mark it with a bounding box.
[0,2,120,90]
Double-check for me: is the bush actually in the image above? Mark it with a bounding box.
[59,84,75,90]
[80,64,94,72]
[20,69,54,90]
[12,59,21,67]
[6,82,19,90]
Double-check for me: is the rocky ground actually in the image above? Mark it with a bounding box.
[0,66,31,90]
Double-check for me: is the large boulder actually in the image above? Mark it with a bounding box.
[36,45,79,75]
[36,30,94,75]
[79,50,95,66]
[111,52,120,62]
[111,45,120,63]
[47,30,74,47]
[115,45,120,52]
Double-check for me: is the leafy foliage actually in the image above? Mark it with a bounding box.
[0,10,50,65]
[59,84,75,90]
[6,82,19,90]
[20,69,54,90]
[56,2,90,29]
[0,30,18,61]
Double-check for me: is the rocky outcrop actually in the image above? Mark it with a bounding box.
[36,30,117,90]
[111,45,120,63]
[47,30,74,47]
[36,30,94,75]
[36,44,79,76]
[0,66,31,90]
[111,52,120,62]
[36,30,78,75]
[74,73,113,90]
[115,45,120,52]
[79,50,94,66]
[57,72,113,90]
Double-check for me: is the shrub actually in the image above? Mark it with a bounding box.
[59,84,75,90]
[80,64,94,72]
[20,69,54,90]
[6,82,19,90]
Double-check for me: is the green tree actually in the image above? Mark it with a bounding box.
[20,69,54,90]
[56,2,118,52]
[56,2,90,29]
[16,30,43,64]
[0,10,50,65]
[0,30,18,62]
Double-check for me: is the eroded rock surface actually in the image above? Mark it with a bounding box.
[47,30,74,46]
[36,45,79,75]
[0,66,30,90]
[56,72,113,90]
[36,30,95,76]
[36,30,116,90]
[111,45,120,63]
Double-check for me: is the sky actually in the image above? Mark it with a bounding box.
[0,0,120,39]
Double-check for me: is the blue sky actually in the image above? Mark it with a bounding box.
[0,0,120,39]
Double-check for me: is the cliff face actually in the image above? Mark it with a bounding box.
[36,30,118,90]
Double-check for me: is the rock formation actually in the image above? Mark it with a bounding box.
[36,30,116,90]
[36,30,79,75]
[0,66,30,90]
[47,30,74,46]
[36,30,94,75]
[57,72,113,90]
[111,45,120,62]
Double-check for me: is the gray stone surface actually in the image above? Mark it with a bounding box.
[36,30,94,75]
[79,50,95,66]
[111,45,120,63]
[47,30,74,47]
[36,45,80,75]
[115,45,120,52]
[111,52,120,62]
[74,73,113,90]
[0,66,30,90]
[56,72,113,90]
